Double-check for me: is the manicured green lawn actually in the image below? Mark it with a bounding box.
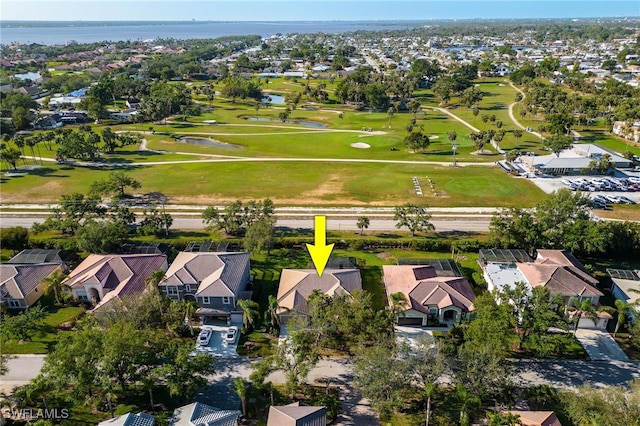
[0,161,546,207]
[2,305,85,354]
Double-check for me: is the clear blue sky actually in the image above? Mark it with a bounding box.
[1,0,638,21]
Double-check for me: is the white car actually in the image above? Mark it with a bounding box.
[197,328,213,346]
[225,326,238,343]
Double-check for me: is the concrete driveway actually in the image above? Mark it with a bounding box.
[575,329,629,361]
[394,326,434,352]
[193,324,240,358]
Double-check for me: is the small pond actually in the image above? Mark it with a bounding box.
[177,137,242,149]
[245,116,327,128]
[262,94,285,105]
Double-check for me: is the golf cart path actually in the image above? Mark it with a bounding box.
[507,82,582,140]
[432,106,504,154]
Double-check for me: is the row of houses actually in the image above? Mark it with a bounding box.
[1,246,618,331]
[99,401,327,426]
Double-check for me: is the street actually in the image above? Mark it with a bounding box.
[0,213,491,232]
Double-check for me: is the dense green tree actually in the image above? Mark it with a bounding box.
[404,129,430,152]
[137,208,172,236]
[561,380,640,426]
[89,171,141,199]
[102,322,159,392]
[203,199,274,236]
[101,127,118,153]
[156,343,216,403]
[0,226,29,252]
[11,106,33,130]
[394,204,434,236]
[352,344,412,418]
[460,86,484,109]
[0,306,46,342]
[75,220,129,254]
[0,145,22,170]
[244,216,275,255]
[56,129,100,161]
[38,192,106,235]
[500,282,568,350]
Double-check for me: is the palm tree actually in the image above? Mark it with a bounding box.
[387,106,396,128]
[489,412,523,426]
[356,216,370,235]
[447,131,457,143]
[181,300,198,336]
[424,380,437,426]
[264,295,280,334]
[145,269,166,294]
[237,299,260,332]
[456,384,480,426]
[231,377,248,416]
[599,299,635,337]
[390,292,409,317]
[512,129,523,149]
[42,270,68,306]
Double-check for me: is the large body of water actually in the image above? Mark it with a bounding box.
[0,21,422,45]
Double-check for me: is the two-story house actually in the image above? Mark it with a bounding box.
[160,252,251,324]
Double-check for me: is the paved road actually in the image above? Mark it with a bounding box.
[508,82,543,141]
[201,357,378,426]
[0,354,46,393]
[0,214,491,232]
[514,359,640,389]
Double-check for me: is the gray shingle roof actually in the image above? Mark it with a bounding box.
[98,412,155,426]
[0,263,58,300]
[277,269,362,315]
[169,402,241,426]
[162,252,250,298]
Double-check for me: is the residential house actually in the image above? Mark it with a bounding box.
[169,402,241,426]
[267,402,327,426]
[612,120,640,144]
[606,268,640,318]
[502,411,562,426]
[160,252,251,323]
[276,268,362,324]
[481,249,608,329]
[63,254,167,312]
[98,412,155,426]
[0,263,60,309]
[382,261,476,326]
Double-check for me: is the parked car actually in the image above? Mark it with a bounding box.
[197,328,213,346]
[225,326,238,343]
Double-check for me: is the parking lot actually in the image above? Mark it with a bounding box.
[193,324,241,358]
[529,171,640,207]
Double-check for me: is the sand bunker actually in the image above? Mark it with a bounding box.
[351,142,371,149]
[429,135,439,140]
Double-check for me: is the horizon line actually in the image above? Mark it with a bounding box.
[2,16,639,22]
